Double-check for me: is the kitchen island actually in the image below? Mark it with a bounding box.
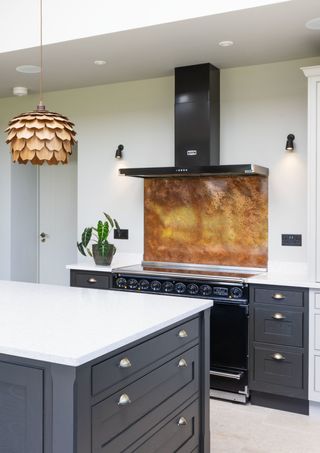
[0,280,211,453]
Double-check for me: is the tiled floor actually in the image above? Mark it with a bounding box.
[210,399,320,452]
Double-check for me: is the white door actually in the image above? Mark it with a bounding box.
[38,151,77,285]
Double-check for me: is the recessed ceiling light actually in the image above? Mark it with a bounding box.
[13,86,28,96]
[94,60,107,66]
[305,17,320,30]
[218,40,234,47]
[16,65,41,74]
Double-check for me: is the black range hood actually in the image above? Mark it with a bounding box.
[120,164,268,178]
[119,63,268,178]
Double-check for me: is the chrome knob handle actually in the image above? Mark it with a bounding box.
[177,417,187,426]
[272,353,285,361]
[178,358,188,368]
[272,293,285,300]
[119,357,132,368]
[87,278,97,284]
[118,393,131,406]
[272,312,286,320]
[178,329,188,338]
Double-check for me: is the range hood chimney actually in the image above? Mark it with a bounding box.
[119,63,268,178]
[175,63,220,167]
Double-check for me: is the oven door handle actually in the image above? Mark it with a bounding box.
[210,370,244,380]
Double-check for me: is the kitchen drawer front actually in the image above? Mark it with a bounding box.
[252,344,304,391]
[254,306,303,347]
[130,398,199,453]
[251,285,305,307]
[92,317,199,397]
[70,270,111,289]
[92,346,199,453]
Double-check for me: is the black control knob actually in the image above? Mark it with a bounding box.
[128,278,138,289]
[162,281,174,293]
[175,282,187,294]
[230,287,243,299]
[150,280,161,292]
[187,283,199,295]
[199,284,212,296]
[116,277,127,289]
[139,279,150,290]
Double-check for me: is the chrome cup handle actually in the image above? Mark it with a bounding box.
[119,357,132,368]
[178,329,188,338]
[177,417,187,426]
[118,393,131,406]
[178,358,188,368]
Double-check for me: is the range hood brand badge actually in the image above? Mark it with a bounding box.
[186,150,198,156]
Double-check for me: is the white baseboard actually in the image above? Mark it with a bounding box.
[309,401,320,418]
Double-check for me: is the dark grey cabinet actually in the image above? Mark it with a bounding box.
[92,317,199,397]
[249,284,308,414]
[0,310,210,453]
[0,362,43,453]
[253,306,304,347]
[251,286,305,307]
[92,346,199,452]
[128,398,200,453]
[70,269,111,289]
[252,344,304,391]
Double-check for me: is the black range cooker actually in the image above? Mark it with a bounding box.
[112,263,259,403]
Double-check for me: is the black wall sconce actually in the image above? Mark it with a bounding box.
[115,144,124,159]
[285,134,295,151]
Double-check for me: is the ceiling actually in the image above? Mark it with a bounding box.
[0,0,320,99]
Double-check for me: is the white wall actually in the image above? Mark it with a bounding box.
[1,55,320,278]
[220,57,320,263]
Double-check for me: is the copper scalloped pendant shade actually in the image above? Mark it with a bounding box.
[5,110,77,165]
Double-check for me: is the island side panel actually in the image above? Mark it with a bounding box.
[0,361,43,453]
[0,354,78,453]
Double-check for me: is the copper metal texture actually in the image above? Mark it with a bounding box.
[144,175,268,268]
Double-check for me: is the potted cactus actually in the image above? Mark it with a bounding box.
[77,213,120,266]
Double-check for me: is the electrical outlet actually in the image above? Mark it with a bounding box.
[114,229,129,240]
[281,234,302,246]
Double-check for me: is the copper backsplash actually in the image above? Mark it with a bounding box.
[144,176,268,268]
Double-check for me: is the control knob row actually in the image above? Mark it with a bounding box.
[115,278,244,298]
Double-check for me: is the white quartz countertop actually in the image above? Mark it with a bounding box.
[0,280,212,367]
[246,262,320,288]
[246,272,320,288]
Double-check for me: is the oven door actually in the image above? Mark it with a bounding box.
[210,300,249,398]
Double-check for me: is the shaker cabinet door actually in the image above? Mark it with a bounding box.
[0,361,43,453]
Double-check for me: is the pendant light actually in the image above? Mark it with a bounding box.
[5,0,76,165]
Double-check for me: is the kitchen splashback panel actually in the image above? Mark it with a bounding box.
[144,176,268,268]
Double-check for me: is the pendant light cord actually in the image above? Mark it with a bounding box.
[38,0,44,109]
